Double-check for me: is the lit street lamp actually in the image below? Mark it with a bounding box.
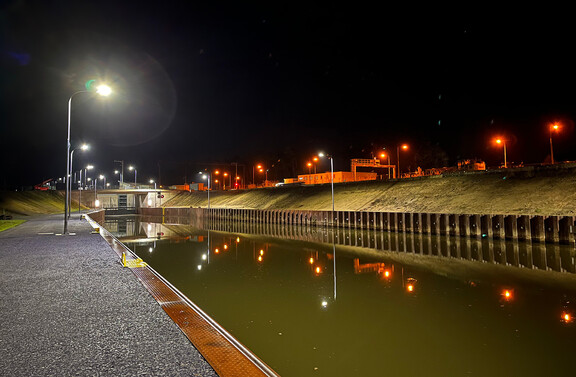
[495,138,507,168]
[549,123,560,164]
[99,175,106,190]
[63,83,111,234]
[396,144,409,179]
[150,179,156,189]
[129,166,137,186]
[318,152,335,216]
[83,165,94,189]
[379,151,392,179]
[68,143,88,219]
[200,172,211,209]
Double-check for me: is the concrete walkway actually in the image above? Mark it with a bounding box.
[0,213,217,376]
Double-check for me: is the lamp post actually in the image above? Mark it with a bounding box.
[396,144,409,179]
[253,164,263,186]
[201,173,211,209]
[63,84,111,234]
[78,164,92,218]
[318,152,334,216]
[83,165,93,189]
[380,152,392,179]
[129,166,137,186]
[150,179,156,189]
[495,138,507,168]
[68,144,88,219]
[549,123,560,164]
[99,175,106,190]
[114,160,124,187]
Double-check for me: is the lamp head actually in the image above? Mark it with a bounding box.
[96,85,112,97]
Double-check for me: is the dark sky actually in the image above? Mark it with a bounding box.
[2,1,576,187]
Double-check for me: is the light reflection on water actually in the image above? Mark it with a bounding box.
[107,217,576,377]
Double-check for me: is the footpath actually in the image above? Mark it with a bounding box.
[0,213,217,376]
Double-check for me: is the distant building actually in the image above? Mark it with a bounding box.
[294,171,377,185]
[168,183,205,191]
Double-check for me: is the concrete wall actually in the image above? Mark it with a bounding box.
[139,207,575,246]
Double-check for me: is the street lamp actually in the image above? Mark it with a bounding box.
[78,164,93,218]
[99,175,106,190]
[68,143,88,219]
[318,152,335,216]
[495,138,507,168]
[129,166,137,186]
[253,164,263,186]
[200,172,211,209]
[150,179,156,189]
[63,83,111,234]
[549,123,560,164]
[82,165,94,189]
[379,151,392,179]
[396,144,409,179]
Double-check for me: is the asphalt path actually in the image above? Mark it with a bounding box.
[0,213,217,376]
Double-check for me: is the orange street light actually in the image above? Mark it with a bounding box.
[379,151,391,179]
[252,164,264,186]
[307,162,312,174]
[549,123,561,164]
[495,138,507,168]
[396,144,409,178]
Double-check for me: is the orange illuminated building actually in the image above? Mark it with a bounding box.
[292,171,377,185]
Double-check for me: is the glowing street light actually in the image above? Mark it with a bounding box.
[379,151,392,179]
[495,138,507,168]
[396,144,409,179]
[549,123,560,164]
[150,179,156,189]
[128,166,137,185]
[318,152,334,215]
[199,172,211,208]
[64,82,111,234]
[68,143,88,219]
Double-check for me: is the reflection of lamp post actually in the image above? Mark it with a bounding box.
[549,123,560,164]
[396,144,408,179]
[94,178,99,208]
[495,138,507,168]
[68,144,88,219]
[63,84,111,234]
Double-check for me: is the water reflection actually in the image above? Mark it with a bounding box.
[104,216,576,377]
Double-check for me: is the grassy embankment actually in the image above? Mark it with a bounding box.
[2,164,576,219]
[0,220,26,232]
[163,166,576,216]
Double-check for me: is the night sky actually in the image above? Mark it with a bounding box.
[2,2,576,188]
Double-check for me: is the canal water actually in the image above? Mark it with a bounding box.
[105,217,576,377]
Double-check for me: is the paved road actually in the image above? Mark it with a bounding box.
[0,213,217,376]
